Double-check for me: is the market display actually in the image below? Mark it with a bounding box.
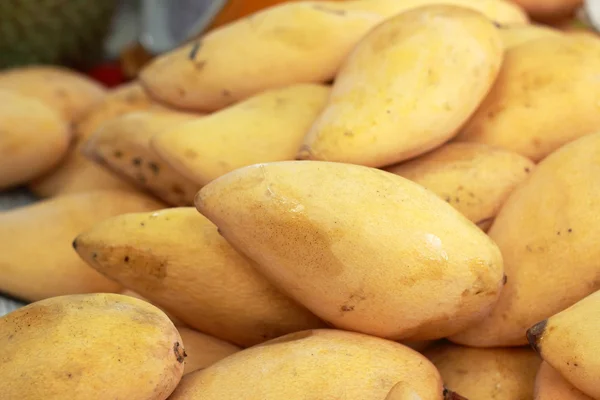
[0,0,598,399]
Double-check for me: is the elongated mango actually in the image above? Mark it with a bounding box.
[0,65,106,122]
[73,207,325,347]
[196,161,504,341]
[0,90,70,190]
[141,0,523,113]
[29,82,153,197]
[450,132,600,347]
[298,5,503,167]
[425,343,541,400]
[169,329,444,400]
[152,84,329,187]
[386,143,534,230]
[535,362,593,400]
[0,293,184,400]
[178,327,240,375]
[456,35,600,162]
[0,190,164,301]
[84,110,201,205]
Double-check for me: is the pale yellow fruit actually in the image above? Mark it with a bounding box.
[196,161,504,341]
[141,0,525,112]
[84,110,201,205]
[0,293,184,400]
[119,289,187,327]
[349,0,528,25]
[299,5,503,168]
[386,143,534,229]
[75,82,156,140]
[0,65,106,122]
[152,84,329,186]
[450,132,600,347]
[140,1,382,112]
[29,82,153,197]
[0,190,164,301]
[73,207,325,347]
[535,362,593,400]
[387,143,534,230]
[0,90,70,190]
[168,329,444,400]
[178,327,240,375]
[385,382,424,400]
[425,343,541,400]
[527,290,600,399]
[498,24,563,49]
[456,35,600,162]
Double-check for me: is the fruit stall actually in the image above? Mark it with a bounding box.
[0,0,598,399]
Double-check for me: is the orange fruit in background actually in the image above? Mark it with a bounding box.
[206,0,350,31]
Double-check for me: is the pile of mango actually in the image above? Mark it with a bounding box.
[0,1,598,399]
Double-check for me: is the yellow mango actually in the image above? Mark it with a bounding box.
[73,207,326,347]
[456,35,600,162]
[0,90,70,190]
[119,289,187,327]
[299,5,503,167]
[450,132,600,346]
[0,293,184,400]
[169,329,444,400]
[0,190,164,301]
[0,65,106,122]
[425,343,541,400]
[196,161,504,341]
[29,82,154,198]
[535,362,593,400]
[84,110,201,205]
[498,24,563,49]
[527,290,600,399]
[178,327,240,375]
[152,84,329,187]
[141,0,525,112]
[386,143,534,230]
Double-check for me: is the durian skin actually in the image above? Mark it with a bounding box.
[0,0,118,69]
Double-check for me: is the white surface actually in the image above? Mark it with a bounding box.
[0,188,37,316]
[584,0,600,30]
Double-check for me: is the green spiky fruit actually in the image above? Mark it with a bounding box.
[0,0,118,69]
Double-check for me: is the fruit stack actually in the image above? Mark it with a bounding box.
[0,1,598,399]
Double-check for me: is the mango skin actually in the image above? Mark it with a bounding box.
[0,293,184,400]
[196,161,504,341]
[29,82,154,198]
[534,362,593,400]
[169,329,444,400]
[140,0,525,113]
[140,1,383,112]
[152,84,330,187]
[0,190,164,301]
[298,5,503,168]
[0,65,106,122]
[178,327,240,375]
[425,343,541,400]
[0,90,71,190]
[450,132,600,347]
[84,110,201,206]
[456,35,600,162]
[73,207,326,347]
[497,24,563,49]
[387,143,534,230]
[528,290,600,399]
